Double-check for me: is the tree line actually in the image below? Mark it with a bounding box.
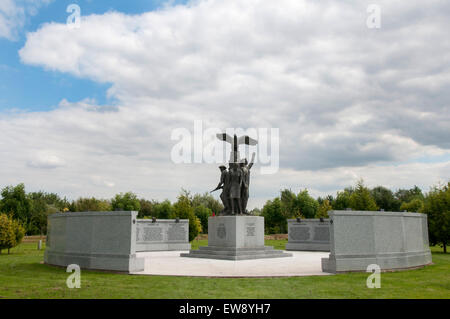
[0,180,448,253]
[256,179,449,253]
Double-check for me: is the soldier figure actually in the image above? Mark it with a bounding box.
[240,153,255,214]
[229,162,243,215]
[212,165,231,215]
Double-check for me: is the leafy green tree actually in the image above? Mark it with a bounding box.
[153,200,174,219]
[250,207,261,216]
[294,189,319,218]
[111,192,140,211]
[400,198,424,212]
[316,199,332,218]
[138,199,154,218]
[371,186,401,211]
[280,189,296,219]
[395,186,424,204]
[261,198,285,234]
[349,180,378,211]
[194,205,212,233]
[333,188,353,210]
[70,197,112,212]
[0,184,32,227]
[422,183,450,253]
[0,214,15,254]
[192,192,223,215]
[0,214,24,254]
[173,193,201,241]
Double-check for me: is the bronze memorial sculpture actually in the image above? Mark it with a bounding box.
[181,132,292,260]
[211,133,256,215]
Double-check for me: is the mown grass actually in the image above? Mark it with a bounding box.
[0,241,448,299]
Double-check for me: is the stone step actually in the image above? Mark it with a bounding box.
[197,246,275,252]
[188,249,273,256]
[180,251,292,261]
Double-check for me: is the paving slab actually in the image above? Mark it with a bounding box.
[131,250,332,277]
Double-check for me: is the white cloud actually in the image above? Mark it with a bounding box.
[1,0,449,206]
[0,0,52,40]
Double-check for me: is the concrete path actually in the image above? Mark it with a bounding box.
[131,251,332,277]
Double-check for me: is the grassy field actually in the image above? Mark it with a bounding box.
[0,240,449,299]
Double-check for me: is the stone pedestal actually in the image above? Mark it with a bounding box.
[181,216,292,260]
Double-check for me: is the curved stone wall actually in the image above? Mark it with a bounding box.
[44,211,144,273]
[321,210,432,273]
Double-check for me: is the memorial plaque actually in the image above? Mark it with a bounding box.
[246,223,256,237]
[289,226,310,241]
[167,223,187,241]
[143,226,163,242]
[313,226,330,241]
[217,223,226,239]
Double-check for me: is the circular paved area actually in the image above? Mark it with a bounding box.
[131,251,332,277]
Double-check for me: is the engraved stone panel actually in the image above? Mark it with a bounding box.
[217,223,226,239]
[168,224,187,241]
[143,226,163,242]
[289,226,310,241]
[313,226,330,241]
[246,223,256,237]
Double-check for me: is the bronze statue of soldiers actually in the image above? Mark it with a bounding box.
[229,162,243,215]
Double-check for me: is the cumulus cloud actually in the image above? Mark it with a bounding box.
[1,0,449,205]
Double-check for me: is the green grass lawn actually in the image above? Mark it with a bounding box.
[0,240,449,299]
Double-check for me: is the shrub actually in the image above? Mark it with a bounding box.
[0,213,25,254]
[316,199,332,218]
[400,198,424,212]
[194,205,212,233]
[173,194,201,241]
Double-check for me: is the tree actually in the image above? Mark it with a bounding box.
[294,189,319,218]
[400,198,424,212]
[153,200,174,219]
[138,199,154,218]
[371,186,401,211]
[333,188,353,210]
[0,214,15,254]
[70,197,112,212]
[422,183,450,253]
[111,192,140,211]
[192,192,223,215]
[316,199,332,218]
[173,193,201,241]
[0,214,25,254]
[395,186,424,204]
[280,189,296,219]
[0,184,32,227]
[194,205,212,233]
[261,198,285,234]
[349,180,378,211]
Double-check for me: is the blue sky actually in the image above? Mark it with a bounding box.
[0,0,188,112]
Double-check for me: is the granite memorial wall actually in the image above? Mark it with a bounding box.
[321,210,432,273]
[44,211,144,273]
[286,219,330,251]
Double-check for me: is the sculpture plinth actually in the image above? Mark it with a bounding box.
[181,216,292,260]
